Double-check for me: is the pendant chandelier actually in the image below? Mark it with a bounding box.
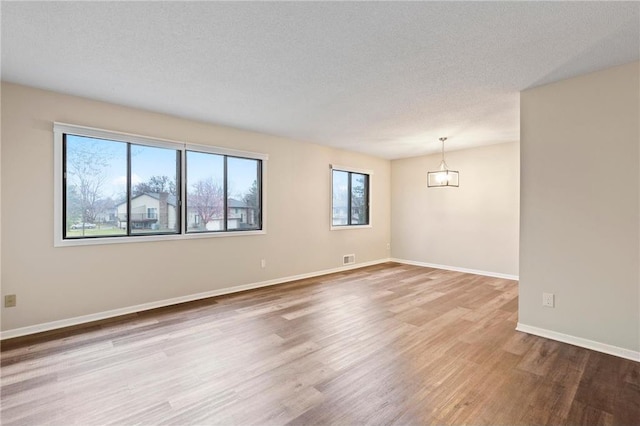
[427,137,459,187]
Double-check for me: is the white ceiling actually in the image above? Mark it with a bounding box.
[2,2,639,159]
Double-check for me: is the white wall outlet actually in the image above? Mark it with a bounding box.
[386,243,391,251]
[261,259,266,268]
[542,292,555,308]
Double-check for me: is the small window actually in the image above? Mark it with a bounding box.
[332,168,370,227]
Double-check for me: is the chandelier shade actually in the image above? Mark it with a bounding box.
[427,137,459,188]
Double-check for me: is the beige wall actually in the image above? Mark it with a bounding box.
[519,61,639,352]
[0,83,391,332]
[390,142,520,277]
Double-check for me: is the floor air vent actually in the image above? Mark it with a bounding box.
[343,254,356,265]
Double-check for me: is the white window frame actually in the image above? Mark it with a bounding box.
[54,122,268,247]
[330,164,373,231]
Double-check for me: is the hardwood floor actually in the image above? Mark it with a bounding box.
[1,263,638,425]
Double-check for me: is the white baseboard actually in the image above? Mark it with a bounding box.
[390,258,519,281]
[516,323,640,362]
[0,258,392,340]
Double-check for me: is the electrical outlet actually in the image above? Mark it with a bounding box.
[4,294,16,308]
[261,259,266,268]
[542,292,554,308]
[386,243,391,251]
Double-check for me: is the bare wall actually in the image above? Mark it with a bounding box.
[519,61,639,353]
[0,83,391,332]
[390,142,520,277]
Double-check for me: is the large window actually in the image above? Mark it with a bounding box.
[331,167,370,227]
[55,123,266,246]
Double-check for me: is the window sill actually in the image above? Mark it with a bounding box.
[330,225,373,231]
[54,229,266,247]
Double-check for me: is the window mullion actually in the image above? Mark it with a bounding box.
[347,172,352,226]
[62,134,68,238]
[176,150,182,234]
[366,175,370,225]
[223,156,228,231]
[257,160,262,229]
[126,143,132,236]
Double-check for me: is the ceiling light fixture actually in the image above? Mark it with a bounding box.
[427,137,459,188]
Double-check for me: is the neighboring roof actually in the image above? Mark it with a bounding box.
[116,192,177,208]
[116,194,250,209]
[228,198,248,209]
[144,192,178,206]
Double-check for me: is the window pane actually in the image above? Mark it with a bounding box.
[351,173,368,225]
[227,157,261,230]
[332,170,349,226]
[129,145,180,234]
[65,135,127,238]
[186,151,225,232]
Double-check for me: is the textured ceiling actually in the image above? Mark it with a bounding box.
[2,2,639,159]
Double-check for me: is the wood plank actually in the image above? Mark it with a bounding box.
[1,262,637,425]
